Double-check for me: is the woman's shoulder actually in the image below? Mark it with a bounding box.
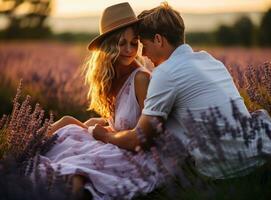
[134,69,150,94]
[134,69,150,110]
[134,69,150,85]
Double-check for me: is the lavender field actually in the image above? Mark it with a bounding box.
[1,42,270,120]
[0,42,93,121]
[0,42,271,199]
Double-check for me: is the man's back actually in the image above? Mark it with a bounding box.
[152,44,249,120]
[142,44,262,179]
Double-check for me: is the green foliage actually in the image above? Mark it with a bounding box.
[0,128,8,159]
[215,25,237,46]
[214,9,271,46]
[140,168,271,200]
[259,8,271,46]
[215,16,254,46]
[0,82,14,116]
[186,32,216,46]
[4,26,53,39]
[233,16,254,46]
[0,0,53,39]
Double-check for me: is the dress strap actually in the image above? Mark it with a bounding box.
[115,67,142,100]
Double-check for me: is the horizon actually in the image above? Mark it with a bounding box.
[0,11,264,33]
[52,0,271,17]
[47,12,263,33]
[0,0,270,33]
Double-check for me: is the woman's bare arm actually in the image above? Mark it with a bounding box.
[134,71,150,110]
[48,116,87,136]
[84,117,108,126]
[92,71,151,150]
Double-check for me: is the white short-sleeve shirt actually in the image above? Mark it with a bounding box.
[142,44,263,179]
[143,44,249,121]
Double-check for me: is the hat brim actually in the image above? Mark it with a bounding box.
[88,18,141,51]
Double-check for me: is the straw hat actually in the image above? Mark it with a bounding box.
[88,2,140,50]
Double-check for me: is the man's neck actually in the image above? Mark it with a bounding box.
[167,45,178,59]
[156,44,179,66]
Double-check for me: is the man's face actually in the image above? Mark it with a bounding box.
[140,38,160,67]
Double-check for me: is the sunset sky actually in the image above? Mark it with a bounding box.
[53,0,271,17]
[0,0,271,32]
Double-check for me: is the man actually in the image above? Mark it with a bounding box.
[93,2,270,179]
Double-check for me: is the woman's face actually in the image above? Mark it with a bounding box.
[115,27,138,66]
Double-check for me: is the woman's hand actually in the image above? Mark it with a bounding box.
[84,118,107,127]
[92,124,110,143]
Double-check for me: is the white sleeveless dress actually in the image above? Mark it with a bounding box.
[38,68,162,200]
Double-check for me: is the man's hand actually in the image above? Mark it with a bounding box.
[92,115,163,151]
[92,124,109,143]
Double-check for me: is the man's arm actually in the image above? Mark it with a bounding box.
[93,69,175,150]
[93,115,163,151]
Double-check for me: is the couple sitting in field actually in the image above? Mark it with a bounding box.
[40,2,271,200]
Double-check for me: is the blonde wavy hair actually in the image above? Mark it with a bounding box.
[84,25,139,118]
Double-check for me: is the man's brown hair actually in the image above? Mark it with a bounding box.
[138,2,185,47]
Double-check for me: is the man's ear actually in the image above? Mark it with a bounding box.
[153,34,163,47]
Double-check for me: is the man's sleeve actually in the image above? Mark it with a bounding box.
[142,70,177,120]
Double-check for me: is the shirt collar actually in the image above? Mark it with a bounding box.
[154,44,193,71]
[168,43,193,60]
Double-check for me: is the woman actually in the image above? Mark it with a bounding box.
[39,2,161,200]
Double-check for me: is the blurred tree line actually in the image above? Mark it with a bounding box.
[187,8,271,47]
[0,1,271,46]
[0,0,96,41]
[0,0,53,39]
